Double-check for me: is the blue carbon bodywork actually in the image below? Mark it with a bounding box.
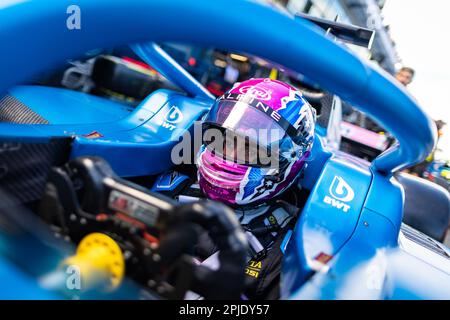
[283,155,450,299]
[0,0,447,299]
[0,257,59,300]
[4,86,210,176]
[9,86,133,124]
[71,91,210,176]
[282,155,372,295]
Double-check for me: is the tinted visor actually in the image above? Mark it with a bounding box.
[203,99,293,167]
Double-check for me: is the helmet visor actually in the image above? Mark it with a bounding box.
[203,99,293,168]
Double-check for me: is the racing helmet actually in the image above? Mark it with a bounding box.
[196,78,316,207]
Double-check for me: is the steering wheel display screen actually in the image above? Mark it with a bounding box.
[108,190,160,227]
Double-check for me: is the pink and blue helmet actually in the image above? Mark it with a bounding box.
[196,78,316,207]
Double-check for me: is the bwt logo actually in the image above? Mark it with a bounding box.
[323,176,355,213]
[161,106,184,131]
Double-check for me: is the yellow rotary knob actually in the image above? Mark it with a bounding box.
[63,233,125,292]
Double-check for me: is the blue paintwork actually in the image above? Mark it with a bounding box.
[71,91,210,177]
[364,170,404,235]
[299,134,332,190]
[1,87,210,176]
[283,156,450,299]
[0,257,59,300]
[288,207,400,299]
[288,205,450,299]
[10,85,133,124]
[384,249,450,299]
[0,0,447,300]
[282,156,373,295]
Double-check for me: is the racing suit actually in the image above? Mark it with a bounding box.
[152,170,299,300]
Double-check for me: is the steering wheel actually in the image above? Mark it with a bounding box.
[40,156,248,299]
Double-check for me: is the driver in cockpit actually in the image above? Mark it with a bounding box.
[152,78,316,299]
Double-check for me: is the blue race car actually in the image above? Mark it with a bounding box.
[0,0,449,300]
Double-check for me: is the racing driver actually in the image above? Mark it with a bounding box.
[152,78,316,299]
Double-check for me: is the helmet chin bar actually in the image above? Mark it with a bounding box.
[39,156,248,299]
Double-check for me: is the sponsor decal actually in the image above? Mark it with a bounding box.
[164,106,184,124]
[161,106,184,131]
[83,131,103,139]
[309,252,333,272]
[314,252,333,264]
[239,85,272,101]
[323,176,354,213]
[329,176,355,202]
[245,260,262,278]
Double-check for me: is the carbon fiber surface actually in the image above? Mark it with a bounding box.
[316,92,334,129]
[0,140,71,204]
[0,94,49,124]
[0,94,71,204]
